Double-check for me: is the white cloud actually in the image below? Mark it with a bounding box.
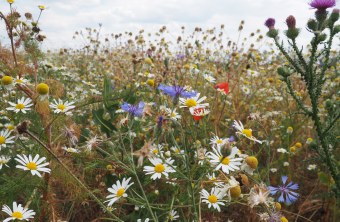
[0,0,339,49]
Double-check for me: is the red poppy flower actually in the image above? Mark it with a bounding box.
[214,82,229,94]
[192,107,208,121]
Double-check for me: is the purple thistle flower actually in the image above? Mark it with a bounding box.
[310,0,336,10]
[158,84,197,98]
[268,176,299,205]
[121,101,145,117]
[264,18,276,29]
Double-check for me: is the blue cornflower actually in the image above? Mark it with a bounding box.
[158,84,196,98]
[121,101,144,117]
[268,176,299,205]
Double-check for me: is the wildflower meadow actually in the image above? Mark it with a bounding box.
[0,0,339,221]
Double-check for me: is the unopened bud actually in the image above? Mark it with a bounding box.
[266,29,279,38]
[307,19,318,31]
[330,9,340,23]
[285,28,300,40]
[286,15,296,29]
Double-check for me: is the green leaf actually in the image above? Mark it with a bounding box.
[103,76,114,109]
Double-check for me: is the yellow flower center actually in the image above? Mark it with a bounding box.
[245,156,258,169]
[295,142,302,148]
[146,79,155,87]
[171,112,177,118]
[15,103,25,110]
[216,139,223,144]
[280,217,288,222]
[154,163,165,173]
[57,104,66,111]
[7,125,14,131]
[26,162,37,170]
[208,195,218,203]
[175,149,180,153]
[221,157,230,165]
[116,188,125,197]
[152,149,158,154]
[242,129,252,137]
[16,79,23,83]
[2,76,13,85]
[12,211,23,219]
[185,99,197,107]
[230,185,241,198]
[36,83,49,95]
[0,136,5,144]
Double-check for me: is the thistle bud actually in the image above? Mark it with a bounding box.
[266,29,279,38]
[285,28,300,40]
[286,15,296,29]
[277,67,290,77]
[334,24,340,33]
[317,33,327,42]
[330,8,340,23]
[307,19,318,31]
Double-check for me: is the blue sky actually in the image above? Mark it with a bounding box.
[0,0,339,50]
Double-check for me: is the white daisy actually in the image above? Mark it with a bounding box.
[137,219,150,222]
[49,99,75,115]
[149,143,164,157]
[165,108,181,120]
[168,209,179,221]
[307,164,317,170]
[233,120,262,144]
[247,69,259,77]
[170,146,184,155]
[203,74,216,83]
[6,97,33,113]
[210,136,228,147]
[143,157,176,180]
[207,146,243,174]
[15,154,51,177]
[201,187,226,212]
[0,156,10,169]
[62,146,80,153]
[179,93,209,109]
[105,177,134,206]
[15,76,28,85]
[241,86,251,95]
[1,75,14,90]
[2,202,36,222]
[0,129,15,150]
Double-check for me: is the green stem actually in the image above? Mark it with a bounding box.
[24,130,124,222]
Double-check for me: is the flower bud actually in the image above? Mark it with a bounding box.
[286,15,296,29]
[277,67,290,77]
[317,33,327,42]
[330,8,339,23]
[266,29,279,38]
[307,19,318,31]
[285,28,300,40]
